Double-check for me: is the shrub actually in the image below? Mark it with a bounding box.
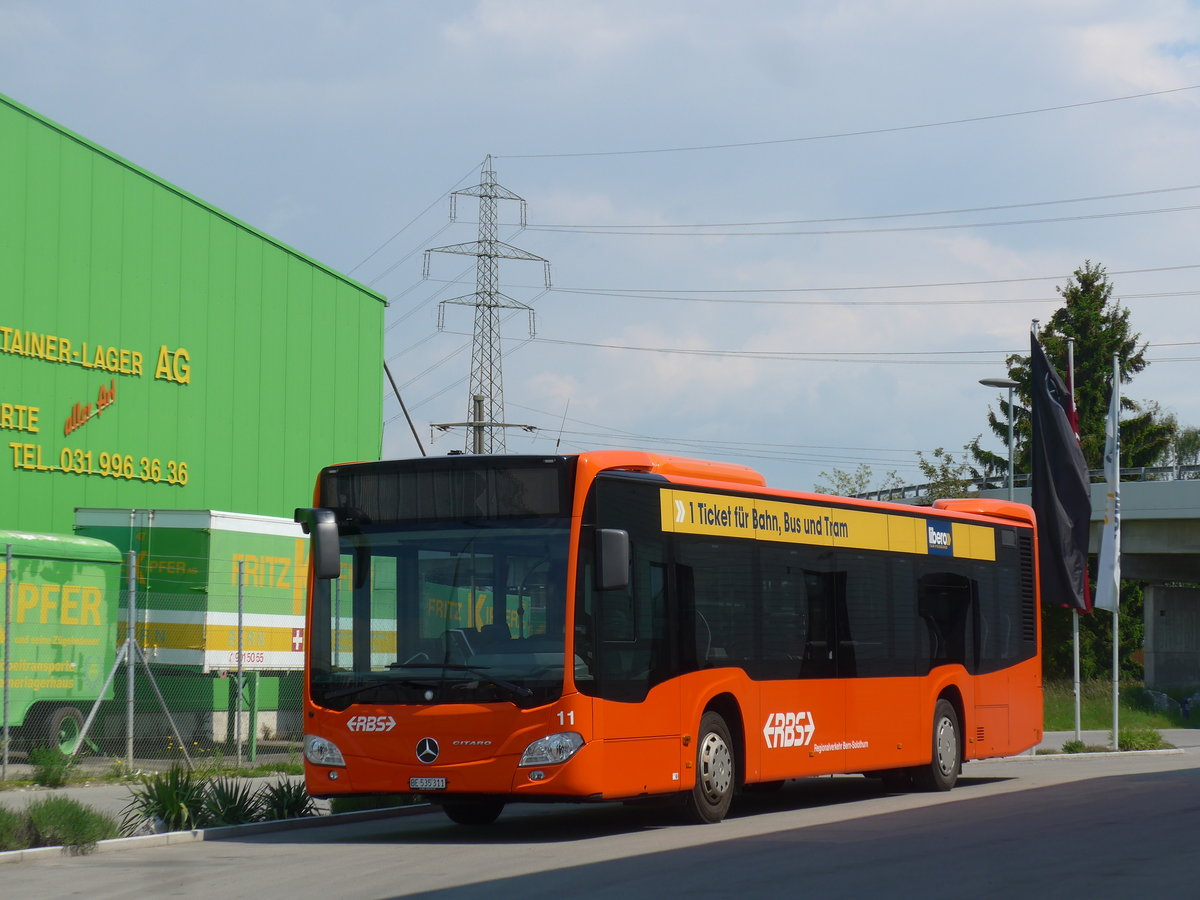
[256,778,316,821]
[203,776,261,826]
[25,796,119,854]
[1117,726,1168,751]
[1060,739,1087,754]
[29,746,75,787]
[0,806,32,851]
[121,766,210,834]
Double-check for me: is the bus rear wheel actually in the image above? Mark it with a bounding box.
[442,798,505,826]
[683,711,735,824]
[912,699,960,792]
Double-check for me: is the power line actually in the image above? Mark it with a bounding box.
[506,401,919,455]
[430,263,1200,295]
[439,332,1010,365]
[386,260,478,333]
[429,264,1200,296]
[502,405,924,470]
[524,202,1200,237]
[400,335,539,414]
[347,160,484,276]
[546,433,921,469]
[497,83,1200,159]
[438,332,1200,365]
[529,183,1200,230]
[541,288,1200,308]
[386,226,533,332]
[367,222,451,287]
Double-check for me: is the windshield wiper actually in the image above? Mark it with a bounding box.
[322,677,436,703]
[386,662,534,698]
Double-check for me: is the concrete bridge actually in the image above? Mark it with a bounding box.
[868,473,1200,689]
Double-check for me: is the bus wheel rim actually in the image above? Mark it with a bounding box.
[699,732,732,802]
[935,716,956,775]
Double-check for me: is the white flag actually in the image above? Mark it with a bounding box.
[1095,362,1121,611]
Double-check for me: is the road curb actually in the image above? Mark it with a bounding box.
[978,747,1186,762]
[0,802,435,865]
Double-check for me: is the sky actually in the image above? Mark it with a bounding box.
[3,0,1199,492]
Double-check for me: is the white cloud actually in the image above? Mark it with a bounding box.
[1072,15,1200,93]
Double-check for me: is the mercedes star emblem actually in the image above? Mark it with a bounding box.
[416,737,440,764]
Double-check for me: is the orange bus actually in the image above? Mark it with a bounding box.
[295,450,1041,825]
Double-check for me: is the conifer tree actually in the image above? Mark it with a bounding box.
[970,261,1174,477]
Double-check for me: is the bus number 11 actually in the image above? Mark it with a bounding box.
[556,711,575,726]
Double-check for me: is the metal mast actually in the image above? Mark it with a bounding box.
[425,156,550,453]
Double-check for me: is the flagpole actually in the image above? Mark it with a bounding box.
[1068,338,1082,742]
[1110,354,1120,748]
[1095,352,1122,746]
[1029,323,1092,751]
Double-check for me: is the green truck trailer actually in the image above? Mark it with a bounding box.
[1,530,122,752]
[73,508,309,745]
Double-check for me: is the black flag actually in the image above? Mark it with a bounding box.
[1030,334,1092,612]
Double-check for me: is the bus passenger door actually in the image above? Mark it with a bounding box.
[753,548,845,781]
[841,555,924,773]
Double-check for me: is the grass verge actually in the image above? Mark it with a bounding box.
[1043,680,1198,731]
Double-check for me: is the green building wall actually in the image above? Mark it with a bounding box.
[1,93,386,534]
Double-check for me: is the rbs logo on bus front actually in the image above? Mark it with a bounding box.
[347,715,396,733]
[926,521,953,556]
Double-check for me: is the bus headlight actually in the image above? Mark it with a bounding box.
[519,732,584,767]
[304,734,347,767]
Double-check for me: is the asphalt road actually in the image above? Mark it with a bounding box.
[4,745,1199,899]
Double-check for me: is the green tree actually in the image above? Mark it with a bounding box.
[913,445,976,504]
[969,261,1170,684]
[813,463,902,497]
[1160,416,1200,475]
[970,260,1175,474]
[1041,578,1144,681]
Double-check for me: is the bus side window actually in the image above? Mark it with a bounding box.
[601,588,636,643]
[917,572,976,669]
[801,571,837,678]
[676,538,754,669]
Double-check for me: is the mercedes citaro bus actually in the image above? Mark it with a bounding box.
[295,451,1041,825]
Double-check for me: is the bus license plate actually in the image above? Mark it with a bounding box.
[409,777,447,791]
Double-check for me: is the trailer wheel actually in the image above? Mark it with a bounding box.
[912,699,960,792]
[683,711,735,824]
[44,706,85,755]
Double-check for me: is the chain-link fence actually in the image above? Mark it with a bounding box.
[2,513,308,783]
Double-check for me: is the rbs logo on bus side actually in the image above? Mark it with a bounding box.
[762,711,815,748]
[927,521,953,556]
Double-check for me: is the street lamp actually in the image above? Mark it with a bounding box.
[979,377,1019,501]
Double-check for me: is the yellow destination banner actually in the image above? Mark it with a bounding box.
[659,489,994,561]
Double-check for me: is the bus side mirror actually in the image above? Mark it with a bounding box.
[294,508,341,580]
[595,528,630,591]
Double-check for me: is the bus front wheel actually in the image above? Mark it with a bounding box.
[684,711,735,824]
[442,798,505,826]
[912,699,960,792]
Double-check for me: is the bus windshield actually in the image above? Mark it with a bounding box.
[309,519,572,710]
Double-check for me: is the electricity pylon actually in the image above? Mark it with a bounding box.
[425,156,550,453]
